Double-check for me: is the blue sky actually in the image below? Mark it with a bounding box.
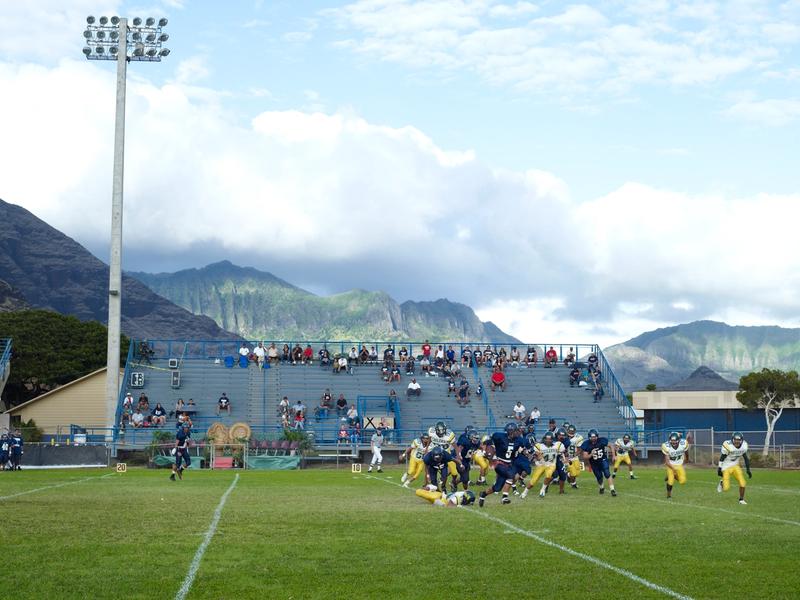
[1,0,799,345]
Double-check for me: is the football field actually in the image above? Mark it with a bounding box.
[1,466,799,599]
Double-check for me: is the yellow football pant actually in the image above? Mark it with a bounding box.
[666,465,687,485]
[722,465,746,491]
[614,454,631,469]
[407,456,425,481]
[531,464,556,485]
[473,453,490,472]
[568,459,582,478]
[447,461,459,478]
[415,488,445,504]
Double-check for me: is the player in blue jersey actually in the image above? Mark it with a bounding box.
[580,429,617,496]
[423,446,458,492]
[511,426,536,495]
[0,432,10,470]
[170,422,192,481]
[10,429,23,471]
[455,428,482,490]
[545,428,570,495]
[479,423,522,506]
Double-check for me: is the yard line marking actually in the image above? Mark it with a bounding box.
[175,473,240,600]
[366,475,693,600]
[626,492,800,528]
[0,472,115,501]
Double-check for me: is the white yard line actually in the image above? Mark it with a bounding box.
[175,473,240,600]
[366,475,694,600]
[626,492,800,528]
[0,472,115,501]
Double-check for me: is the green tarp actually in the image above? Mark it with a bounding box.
[245,455,300,470]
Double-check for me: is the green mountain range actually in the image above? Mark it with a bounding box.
[604,320,800,391]
[129,261,519,343]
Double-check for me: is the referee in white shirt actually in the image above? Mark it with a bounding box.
[368,428,384,473]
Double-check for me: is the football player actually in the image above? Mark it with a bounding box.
[580,429,617,496]
[662,432,690,499]
[428,421,460,491]
[511,427,536,495]
[415,484,477,507]
[545,428,570,494]
[0,432,9,471]
[612,434,637,480]
[400,433,432,488]
[455,429,482,490]
[716,432,752,505]
[479,423,522,506]
[565,425,584,489]
[472,434,493,485]
[423,446,458,492]
[170,422,192,481]
[520,431,566,498]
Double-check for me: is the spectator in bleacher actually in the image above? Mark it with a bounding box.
[303,344,314,364]
[239,343,250,360]
[587,352,599,373]
[490,367,507,392]
[217,392,231,416]
[496,352,507,371]
[120,406,131,429]
[404,357,415,375]
[498,346,508,362]
[484,345,495,368]
[526,347,538,367]
[509,347,521,367]
[347,404,359,426]
[450,360,461,376]
[336,394,348,416]
[447,377,456,396]
[513,401,526,422]
[476,381,483,397]
[254,342,266,367]
[421,340,432,362]
[319,347,331,367]
[321,388,333,407]
[349,420,361,444]
[407,378,421,398]
[389,362,401,384]
[388,389,398,411]
[292,399,306,417]
[544,346,558,367]
[369,346,378,362]
[593,383,605,404]
[132,408,144,428]
[359,346,370,364]
[173,398,185,418]
[528,406,541,426]
[435,345,445,363]
[349,346,358,364]
[280,412,290,428]
[152,403,167,426]
[137,392,149,412]
[294,410,305,430]
[338,421,349,443]
[546,418,557,434]
[334,355,348,373]
[281,344,291,362]
[123,392,134,412]
[457,379,470,406]
[591,367,603,384]
[569,366,581,387]
[473,348,483,366]
[398,346,409,362]
[564,347,576,367]
[268,342,279,363]
[420,355,432,374]
[380,362,390,382]
[461,346,472,367]
[138,341,154,364]
[315,392,333,420]
[278,396,290,416]
[446,345,456,363]
[383,345,395,362]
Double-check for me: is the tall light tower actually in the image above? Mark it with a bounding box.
[82,15,171,435]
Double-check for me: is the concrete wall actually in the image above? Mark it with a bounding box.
[633,390,740,410]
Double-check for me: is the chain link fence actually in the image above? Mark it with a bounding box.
[685,429,800,469]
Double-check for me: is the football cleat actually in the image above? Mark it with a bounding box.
[501,496,511,504]
[402,481,409,488]
[539,489,546,498]
[401,473,408,483]
[377,467,382,473]
[520,488,529,499]
[630,474,637,480]
[478,492,486,507]
[169,473,175,481]
[739,499,747,505]
[717,481,723,493]
[570,482,579,489]
[599,487,605,494]
[611,489,617,497]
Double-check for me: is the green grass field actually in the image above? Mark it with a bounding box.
[1,465,799,599]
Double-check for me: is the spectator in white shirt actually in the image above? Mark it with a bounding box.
[131,409,144,428]
[346,405,358,425]
[253,342,266,367]
[513,401,526,422]
[292,400,306,417]
[238,343,250,358]
[529,407,541,425]
[335,355,349,373]
[407,378,422,398]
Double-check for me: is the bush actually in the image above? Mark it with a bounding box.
[749,453,778,468]
[20,418,43,443]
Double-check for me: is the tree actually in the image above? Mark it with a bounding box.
[737,368,800,457]
[0,310,129,410]
[645,383,657,391]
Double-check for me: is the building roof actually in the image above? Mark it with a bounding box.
[3,367,110,414]
[663,366,739,392]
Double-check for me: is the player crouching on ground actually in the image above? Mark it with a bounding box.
[612,434,637,480]
[400,433,432,488]
[416,485,476,507]
[170,422,192,481]
[717,432,752,505]
[662,432,690,499]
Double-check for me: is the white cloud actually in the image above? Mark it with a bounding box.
[725,98,800,125]
[488,2,539,18]
[174,56,209,84]
[283,31,313,43]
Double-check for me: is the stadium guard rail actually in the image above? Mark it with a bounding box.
[0,338,12,393]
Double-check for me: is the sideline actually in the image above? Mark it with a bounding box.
[366,475,694,600]
[0,472,115,502]
[626,491,800,528]
[175,473,240,600]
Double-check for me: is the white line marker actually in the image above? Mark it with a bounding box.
[0,472,115,501]
[626,492,800,528]
[175,474,240,600]
[366,475,693,600]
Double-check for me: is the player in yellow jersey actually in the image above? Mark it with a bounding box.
[565,425,584,489]
[415,484,476,507]
[716,432,752,505]
[612,434,637,480]
[471,434,492,485]
[662,432,689,499]
[520,432,566,499]
[428,421,460,491]
[401,433,432,488]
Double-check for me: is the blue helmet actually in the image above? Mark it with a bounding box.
[505,422,519,438]
[587,429,599,441]
[430,446,445,463]
[468,431,481,445]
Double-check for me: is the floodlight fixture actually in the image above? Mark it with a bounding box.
[97,30,105,39]
[84,30,92,39]
[96,46,104,54]
[83,47,91,56]
[110,46,118,55]
[159,48,170,57]
[87,15,95,24]
[133,17,142,26]
[132,31,141,41]
[146,17,155,26]
[111,16,120,25]
[99,16,108,25]
[145,33,155,42]
[159,18,168,27]
[158,33,168,42]
[83,14,170,62]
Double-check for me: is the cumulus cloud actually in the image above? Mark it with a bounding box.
[1,55,799,346]
[725,98,800,125]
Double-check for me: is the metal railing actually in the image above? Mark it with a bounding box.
[595,345,636,432]
[0,338,12,393]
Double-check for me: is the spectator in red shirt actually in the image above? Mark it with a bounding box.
[490,367,507,391]
[302,344,314,364]
[544,346,558,368]
[421,340,432,361]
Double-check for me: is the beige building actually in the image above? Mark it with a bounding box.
[633,389,740,411]
[2,368,119,435]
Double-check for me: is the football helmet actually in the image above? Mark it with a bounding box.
[421,433,431,444]
[732,432,744,448]
[542,432,554,446]
[505,422,519,438]
[668,432,680,448]
[587,428,599,442]
[435,421,447,437]
[469,431,481,445]
[622,434,631,443]
[461,490,476,505]
[567,425,577,436]
[430,446,445,463]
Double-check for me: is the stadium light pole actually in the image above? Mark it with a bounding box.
[82,15,171,436]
